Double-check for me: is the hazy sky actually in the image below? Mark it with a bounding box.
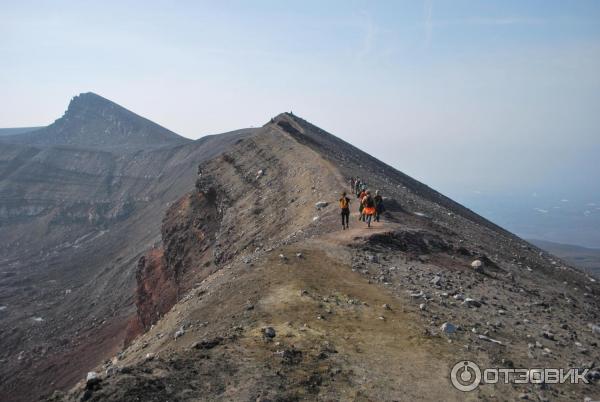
[2,0,600,202]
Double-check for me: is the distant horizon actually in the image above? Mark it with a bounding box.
[2,0,599,246]
[528,237,600,250]
[2,89,599,248]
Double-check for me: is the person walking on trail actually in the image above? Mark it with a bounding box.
[358,189,367,221]
[339,191,351,230]
[355,178,362,197]
[362,191,376,228]
[374,190,384,222]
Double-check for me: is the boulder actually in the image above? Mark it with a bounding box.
[586,370,600,381]
[478,335,504,345]
[86,371,100,387]
[410,291,424,299]
[174,327,185,339]
[192,337,222,350]
[440,322,456,334]
[105,366,117,377]
[471,260,484,273]
[315,201,329,209]
[463,298,481,308]
[264,327,276,338]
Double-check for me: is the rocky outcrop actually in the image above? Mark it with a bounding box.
[126,249,175,342]
[129,190,223,339]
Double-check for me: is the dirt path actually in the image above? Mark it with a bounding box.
[250,244,477,401]
[322,210,401,246]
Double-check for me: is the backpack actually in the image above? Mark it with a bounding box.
[365,196,375,208]
[339,197,349,209]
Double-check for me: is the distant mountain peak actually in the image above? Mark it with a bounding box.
[71,91,105,102]
[59,92,126,123]
[65,92,112,110]
[0,93,190,150]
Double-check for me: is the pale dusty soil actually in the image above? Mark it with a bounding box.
[54,236,485,401]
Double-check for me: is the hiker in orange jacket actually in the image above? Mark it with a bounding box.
[362,191,376,228]
[358,189,367,221]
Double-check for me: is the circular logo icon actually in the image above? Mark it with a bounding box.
[450,360,482,392]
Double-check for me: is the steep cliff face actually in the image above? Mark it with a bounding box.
[129,123,345,338]
[129,191,221,340]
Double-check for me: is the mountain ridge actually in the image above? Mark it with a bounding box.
[268,112,516,238]
[0,92,190,150]
[65,110,597,401]
[0,95,598,402]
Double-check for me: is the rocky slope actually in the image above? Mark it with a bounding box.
[48,114,600,401]
[0,94,256,401]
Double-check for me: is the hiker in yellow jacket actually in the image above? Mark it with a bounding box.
[339,192,351,230]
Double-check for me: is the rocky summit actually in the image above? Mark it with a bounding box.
[0,92,189,149]
[0,96,598,402]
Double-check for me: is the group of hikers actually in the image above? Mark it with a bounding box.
[339,177,385,230]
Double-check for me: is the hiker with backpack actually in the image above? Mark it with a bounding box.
[358,188,367,221]
[362,190,376,228]
[339,192,351,230]
[374,190,385,222]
